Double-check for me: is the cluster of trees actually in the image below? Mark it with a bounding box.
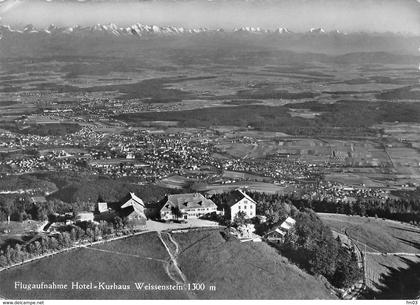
[0,229,76,268]
[287,195,420,224]
[0,195,49,222]
[0,195,93,222]
[282,209,362,288]
[230,191,419,225]
[0,219,133,268]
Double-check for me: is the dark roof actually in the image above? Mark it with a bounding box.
[106,192,144,210]
[161,193,217,210]
[224,189,256,208]
[102,192,145,218]
[120,192,144,207]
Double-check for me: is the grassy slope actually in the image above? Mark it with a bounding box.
[319,213,420,296]
[0,232,186,300]
[318,213,420,253]
[173,230,336,299]
[0,229,336,300]
[0,248,183,299]
[92,232,169,260]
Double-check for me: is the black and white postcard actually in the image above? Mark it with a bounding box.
[0,0,419,301]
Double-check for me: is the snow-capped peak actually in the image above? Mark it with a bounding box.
[23,24,38,33]
[275,27,290,34]
[234,26,268,33]
[309,27,326,34]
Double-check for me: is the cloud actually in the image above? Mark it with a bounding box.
[0,0,419,34]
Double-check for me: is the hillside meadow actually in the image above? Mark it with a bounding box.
[318,213,420,298]
[0,229,337,299]
[173,229,336,299]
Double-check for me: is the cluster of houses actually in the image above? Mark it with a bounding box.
[90,189,256,224]
[88,189,256,225]
[57,189,295,242]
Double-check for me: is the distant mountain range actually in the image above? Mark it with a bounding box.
[0,23,417,38]
[1,22,419,58]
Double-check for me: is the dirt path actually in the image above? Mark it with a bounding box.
[157,232,195,299]
[157,232,187,283]
[166,232,180,256]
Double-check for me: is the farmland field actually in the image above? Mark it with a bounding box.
[318,213,420,298]
[193,181,295,194]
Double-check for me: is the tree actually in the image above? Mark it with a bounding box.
[50,237,59,250]
[8,246,17,263]
[265,201,288,227]
[86,228,94,241]
[31,204,49,221]
[0,253,7,267]
[27,243,36,256]
[2,197,13,221]
[113,216,123,230]
[5,245,12,264]
[40,235,49,253]
[14,244,24,262]
[171,206,183,221]
[98,221,107,236]
[93,226,101,241]
[62,232,72,247]
[104,225,115,236]
[283,230,298,250]
[0,209,7,222]
[70,228,77,242]
[332,248,362,288]
[33,241,41,255]
[309,239,338,277]
[233,211,247,227]
[57,233,66,249]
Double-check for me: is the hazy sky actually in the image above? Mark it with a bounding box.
[1,0,419,34]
